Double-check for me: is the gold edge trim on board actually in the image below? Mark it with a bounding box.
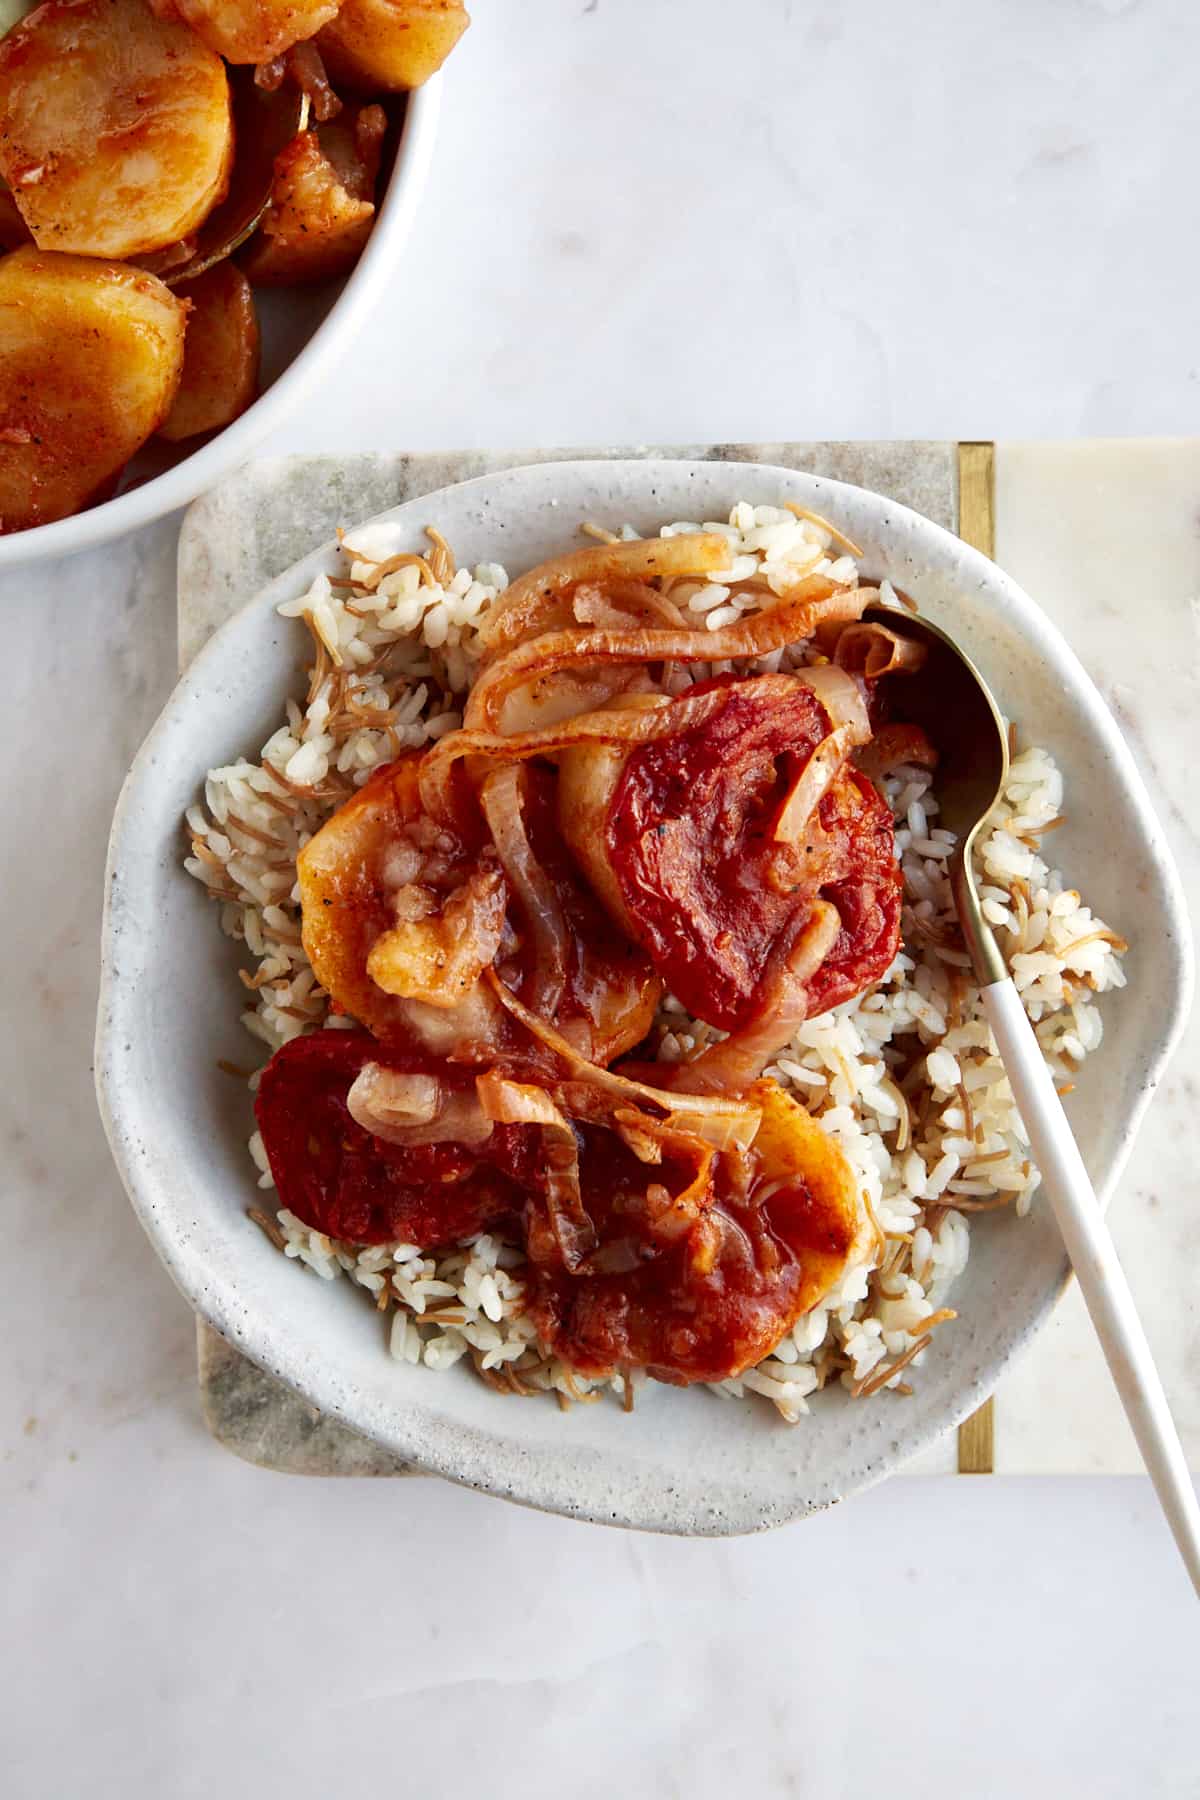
[957,440,996,558]
[956,440,996,1473]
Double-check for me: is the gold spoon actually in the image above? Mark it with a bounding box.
[865,603,1200,1594]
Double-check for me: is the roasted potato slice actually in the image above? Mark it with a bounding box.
[159,261,259,441]
[0,0,233,260]
[318,0,469,92]
[171,0,341,63]
[0,248,186,533]
[0,184,31,252]
[239,104,385,285]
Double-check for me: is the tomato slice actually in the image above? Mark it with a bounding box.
[254,1030,524,1246]
[254,1036,860,1385]
[525,1081,860,1385]
[604,676,901,1030]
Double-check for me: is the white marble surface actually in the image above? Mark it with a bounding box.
[4,3,1200,1794]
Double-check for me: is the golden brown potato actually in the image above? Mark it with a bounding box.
[159,261,260,441]
[239,105,385,285]
[317,0,469,92]
[0,0,233,260]
[0,248,187,533]
[171,0,341,63]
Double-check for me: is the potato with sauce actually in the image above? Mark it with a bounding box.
[239,102,386,284]
[0,0,234,260]
[318,0,468,91]
[0,248,187,532]
[159,260,259,440]
[169,0,343,65]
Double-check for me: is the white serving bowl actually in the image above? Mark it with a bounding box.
[0,78,440,572]
[95,460,1193,1534]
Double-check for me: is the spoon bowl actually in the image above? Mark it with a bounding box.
[864,602,1009,982]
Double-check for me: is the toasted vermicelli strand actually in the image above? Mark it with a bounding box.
[782,500,865,560]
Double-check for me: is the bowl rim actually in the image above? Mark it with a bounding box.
[95,458,1196,1531]
[0,74,442,572]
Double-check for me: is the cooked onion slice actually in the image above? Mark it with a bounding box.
[346,1064,440,1133]
[477,533,735,655]
[792,663,871,742]
[485,967,764,1138]
[346,1062,496,1149]
[571,578,689,632]
[477,1071,595,1272]
[479,765,568,1021]
[773,729,851,848]
[833,621,927,679]
[418,685,727,828]
[464,576,873,735]
[674,900,842,1092]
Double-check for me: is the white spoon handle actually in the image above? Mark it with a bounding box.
[982,978,1200,1594]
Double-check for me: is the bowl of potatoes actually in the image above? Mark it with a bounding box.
[0,0,465,565]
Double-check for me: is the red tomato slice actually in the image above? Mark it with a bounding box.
[525,1080,860,1385]
[253,1030,524,1246]
[605,676,900,1030]
[254,1038,860,1385]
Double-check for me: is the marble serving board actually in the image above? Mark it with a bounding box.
[178,440,1199,1482]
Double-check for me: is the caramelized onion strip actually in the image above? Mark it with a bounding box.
[479,766,568,1022]
[346,1064,495,1148]
[792,663,871,743]
[773,729,851,845]
[676,901,842,1093]
[418,685,730,825]
[464,578,873,733]
[833,621,927,679]
[484,968,763,1138]
[571,578,690,631]
[475,1071,594,1271]
[478,533,734,655]
[610,1109,716,1241]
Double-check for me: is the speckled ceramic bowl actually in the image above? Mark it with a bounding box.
[95,460,1193,1533]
